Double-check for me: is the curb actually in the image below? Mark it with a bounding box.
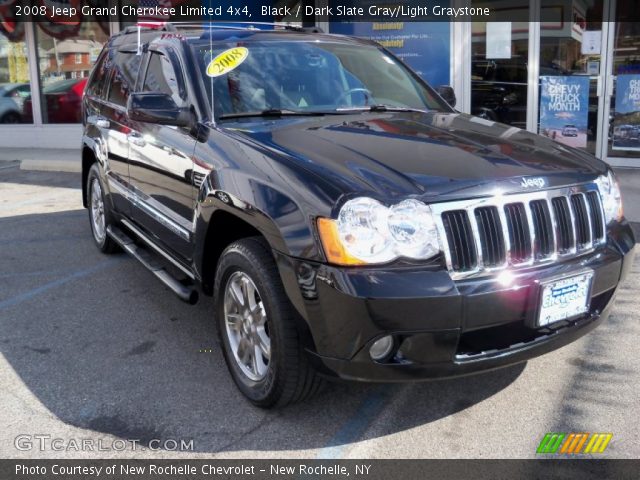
[20,159,80,173]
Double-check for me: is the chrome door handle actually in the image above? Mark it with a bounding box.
[95,118,110,128]
[127,133,146,147]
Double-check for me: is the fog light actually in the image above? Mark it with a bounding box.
[369,335,394,361]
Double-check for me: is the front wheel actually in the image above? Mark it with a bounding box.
[87,163,119,254]
[214,237,322,408]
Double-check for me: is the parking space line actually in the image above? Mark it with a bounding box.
[0,259,121,311]
[0,267,92,279]
[316,388,390,459]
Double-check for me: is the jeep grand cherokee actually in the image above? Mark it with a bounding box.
[81,24,635,407]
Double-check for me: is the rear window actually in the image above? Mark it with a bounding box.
[86,51,109,99]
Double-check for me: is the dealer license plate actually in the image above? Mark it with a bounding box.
[538,271,594,327]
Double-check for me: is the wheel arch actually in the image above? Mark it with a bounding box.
[197,208,318,359]
[81,145,97,208]
[193,168,324,293]
[198,209,264,295]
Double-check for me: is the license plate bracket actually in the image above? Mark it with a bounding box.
[537,271,594,327]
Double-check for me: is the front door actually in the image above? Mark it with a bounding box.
[127,49,197,261]
[101,49,142,215]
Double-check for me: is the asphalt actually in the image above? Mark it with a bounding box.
[0,163,638,459]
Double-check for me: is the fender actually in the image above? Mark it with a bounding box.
[80,129,108,208]
[190,125,345,277]
[190,127,344,331]
[192,166,322,275]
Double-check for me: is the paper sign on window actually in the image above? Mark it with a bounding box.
[486,22,511,59]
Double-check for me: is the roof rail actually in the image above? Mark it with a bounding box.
[117,21,323,38]
[168,21,319,32]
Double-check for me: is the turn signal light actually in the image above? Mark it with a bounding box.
[317,217,365,266]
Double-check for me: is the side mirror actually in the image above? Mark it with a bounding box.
[127,92,191,127]
[436,85,457,108]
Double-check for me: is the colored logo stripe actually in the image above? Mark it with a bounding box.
[537,433,612,454]
[536,433,565,453]
[584,433,613,454]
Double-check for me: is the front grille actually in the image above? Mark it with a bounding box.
[571,194,591,248]
[441,210,477,271]
[551,197,574,253]
[586,191,605,241]
[474,206,506,267]
[504,203,531,263]
[434,183,607,276]
[530,200,554,259]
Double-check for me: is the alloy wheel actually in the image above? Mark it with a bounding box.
[224,271,271,381]
[90,178,106,243]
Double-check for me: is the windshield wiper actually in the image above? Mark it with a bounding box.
[219,109,339,120]
[336,105,431,114]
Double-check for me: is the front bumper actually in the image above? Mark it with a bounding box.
[275,222,636,382]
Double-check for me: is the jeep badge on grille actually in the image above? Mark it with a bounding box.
[521,177,547,188]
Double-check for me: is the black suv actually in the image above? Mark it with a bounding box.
[82,24,635,408]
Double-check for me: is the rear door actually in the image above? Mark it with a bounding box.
[127,47,197,260]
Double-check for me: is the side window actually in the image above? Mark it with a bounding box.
[86,52,109,99]
[107,51,142,107]
[142,52,186,106]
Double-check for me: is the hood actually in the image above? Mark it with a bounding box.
[223,111,607,202]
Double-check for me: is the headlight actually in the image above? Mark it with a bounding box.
[596,170,623,224]
[317,197,440,265]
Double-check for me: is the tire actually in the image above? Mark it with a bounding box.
[214,237,323,408]
[1,112,20,124]
[86,163,119,254]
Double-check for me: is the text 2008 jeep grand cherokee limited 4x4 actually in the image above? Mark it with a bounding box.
[81,24,635,407]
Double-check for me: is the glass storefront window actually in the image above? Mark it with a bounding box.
[470,1,530,129]
[0,28,33,124]
[537,0,603,155]
[34,22,109,124]
[607,3,640,160]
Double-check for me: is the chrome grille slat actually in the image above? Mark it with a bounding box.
[586,191,606,244]
[474,206,507,268]
[570,193,591,249]
[564,195,579,253]
[551,197,574,254]
[580,192,594,249]
[504,203,532,264]
[546,198,559,259]
[530,199,554,259]
[524,201,538,263]
[495,204,512,267]
[432,182,605,279]
[466,207,484,270]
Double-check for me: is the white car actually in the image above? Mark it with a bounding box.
[561,125,579,137]
[0,83,30,123]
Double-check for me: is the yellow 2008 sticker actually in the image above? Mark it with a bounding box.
[206,47,249,77]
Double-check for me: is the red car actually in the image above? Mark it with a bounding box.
[23,78,87,123]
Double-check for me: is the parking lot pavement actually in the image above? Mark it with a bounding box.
[615,168,640,239]
[0,163,638,459]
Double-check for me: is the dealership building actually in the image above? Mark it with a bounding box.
[1,0,639,167]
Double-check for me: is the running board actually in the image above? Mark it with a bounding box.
[107,225,199,305]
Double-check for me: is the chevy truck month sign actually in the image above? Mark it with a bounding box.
[539,75,590,149]
[613,74,640,151]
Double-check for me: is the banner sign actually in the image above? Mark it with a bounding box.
[612,74,640,151]
[539,75,590,148]
[329,21,451,87]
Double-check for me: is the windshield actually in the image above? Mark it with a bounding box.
[191,40,449,119]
